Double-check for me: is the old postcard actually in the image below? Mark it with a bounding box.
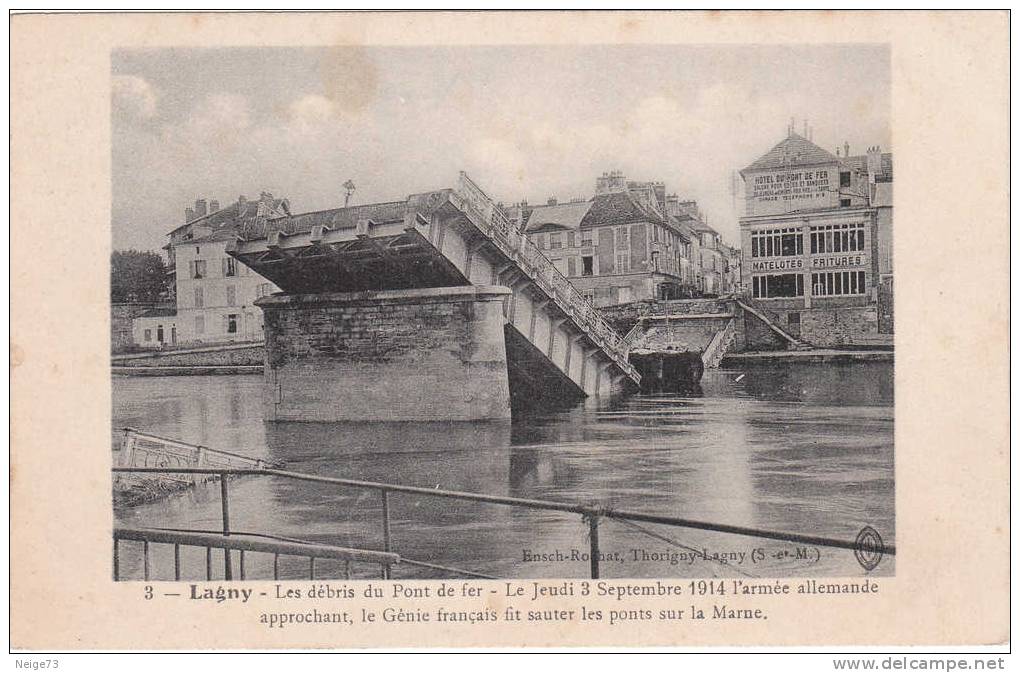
[9,10,1009,650]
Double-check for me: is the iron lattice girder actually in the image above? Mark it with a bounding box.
[227,214,468,294]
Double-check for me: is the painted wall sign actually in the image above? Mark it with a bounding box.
[745,167,836,217]
[752,170,831,203]
[751,259,804,272]
[811,254,867,269]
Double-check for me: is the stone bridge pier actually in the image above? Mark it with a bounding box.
[258,287,513,421]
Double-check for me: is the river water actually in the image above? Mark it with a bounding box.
[112,361,894,581]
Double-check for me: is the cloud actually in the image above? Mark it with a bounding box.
[112,75,158,120]
[288,94,338,128]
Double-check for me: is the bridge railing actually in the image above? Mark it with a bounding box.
[113,465,894,580]
[454,172,639,381]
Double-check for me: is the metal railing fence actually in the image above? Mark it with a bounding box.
[113,465,894,580]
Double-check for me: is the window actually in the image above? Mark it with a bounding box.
[840,171,851,188]
[751,228,803,258]
[840,198,852,208]
[226,285,236,306]
[811,271,867,296]
[787,312,800,326]
[226,314,239,334]
[194,287,204,308]
[581,230,593,247]
[615,226,630,250]
[581,256,594,276]
[194,315,205,335]
[256,283,274,298]
[223,257,238,277]
[650,251,660,272]
[533,234,545,250]
[143,329,151,342]
[157,325,164,342]
[549,233,562,249]
[582,289,596,303]
[190,259,207,279]
[615,253,631,273]
[751,273,804,299]
[810,223,866,254]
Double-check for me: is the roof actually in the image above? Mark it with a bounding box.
[170,196,289,244]
[524,201,592,232]
[742,133,839,174]
[138,307,176,318]
[841,152,894,182]
[581,190,664,228]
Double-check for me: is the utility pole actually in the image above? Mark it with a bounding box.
[343,179,356,207]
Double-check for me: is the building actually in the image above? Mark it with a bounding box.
[131,307,178,349]
[718,242,742,295]
[111,302,173,352]
[518,172,700,307]
[133,193,288,348]
[738,129,893,345]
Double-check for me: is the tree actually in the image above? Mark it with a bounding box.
[111,249,169,303]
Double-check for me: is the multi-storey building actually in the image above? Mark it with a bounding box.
[518,172,701,307]
[133,193,288,348]
[715,242,742,295]
[738,129,893,345]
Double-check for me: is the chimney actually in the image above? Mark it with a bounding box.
[209,200,220,213]
[194,199,208,218]
[789,117,795,137]
[547,197,558,206]
[595,170,628,195]
[238,195,248,215]
[866,145,882,179]
[836,147,841,158]
[185,206,195,223]
[844,141,850,158]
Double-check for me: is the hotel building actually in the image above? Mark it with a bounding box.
[738,130,893,346]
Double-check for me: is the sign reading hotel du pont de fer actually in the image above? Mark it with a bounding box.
[748,167,836,216]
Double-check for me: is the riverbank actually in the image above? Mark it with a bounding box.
[113,365,262,376]
[720,349,893,366]
[111,341,265,376]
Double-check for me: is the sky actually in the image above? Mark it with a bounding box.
[112,45,890,252]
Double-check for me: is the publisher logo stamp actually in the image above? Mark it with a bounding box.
[854,526,885,571]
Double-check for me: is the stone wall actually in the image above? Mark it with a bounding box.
[799,306,880,347]
[111,342,265,367]
[600,298,733,334]
[258,286,512,422]
[736,311,789,351]
[632,317,730,353]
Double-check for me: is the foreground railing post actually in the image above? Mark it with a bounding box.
[381,490,392,579]
[587,513,600,579]
[220,474,232,580]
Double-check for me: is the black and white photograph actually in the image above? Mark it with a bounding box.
[108,43,896,584]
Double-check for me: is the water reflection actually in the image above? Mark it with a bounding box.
[112,362,894,579]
